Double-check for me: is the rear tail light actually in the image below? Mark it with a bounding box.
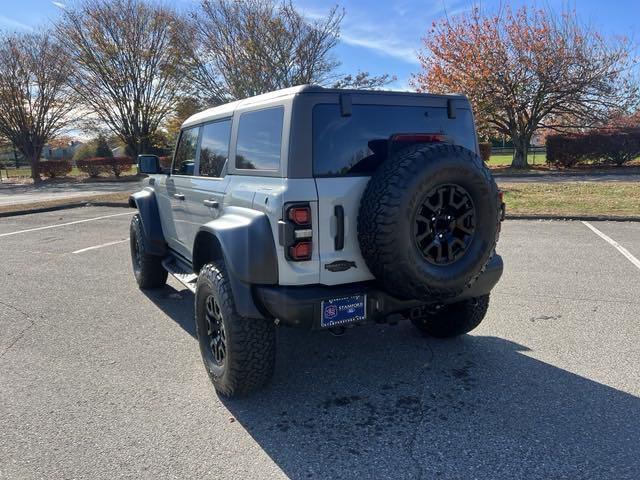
[289,241,312,261]
[288,206,311,225]
[280,203,313,261]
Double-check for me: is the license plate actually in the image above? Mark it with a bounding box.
[320,294,366,328]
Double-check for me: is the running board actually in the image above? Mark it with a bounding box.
[162,258,197,293]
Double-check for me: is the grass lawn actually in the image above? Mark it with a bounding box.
[501,182,640,217]
[488,153,547,166]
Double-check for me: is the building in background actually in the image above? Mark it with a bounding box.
[42,140,84,161]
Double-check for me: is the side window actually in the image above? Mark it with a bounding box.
[172,126,200,175]
[198,119,231,178]
[236,106,284,171]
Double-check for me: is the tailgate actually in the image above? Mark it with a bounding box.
[314,177,375,285]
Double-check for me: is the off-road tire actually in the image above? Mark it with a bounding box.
[358,143,500,301]
[130,213,167,289]
[195,262,276,398]
[411,295,490,338]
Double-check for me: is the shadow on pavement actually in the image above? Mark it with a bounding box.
[142,284,196,338]
[146,287,640,479]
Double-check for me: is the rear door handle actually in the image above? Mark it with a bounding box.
[203,199,219,209]
[173,193,185,200]
[334,205,344,251]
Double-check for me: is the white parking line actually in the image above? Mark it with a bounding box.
[0,211,134,238]
[582,221,640,271]
[72,239,128,254]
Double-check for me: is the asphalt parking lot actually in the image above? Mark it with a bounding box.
[1,206,639,480]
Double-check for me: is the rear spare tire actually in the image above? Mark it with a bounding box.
[358,143,499,301]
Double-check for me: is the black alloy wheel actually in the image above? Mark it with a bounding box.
[413,183,476,265]
[204,294,227,367]
[131,233,142,275]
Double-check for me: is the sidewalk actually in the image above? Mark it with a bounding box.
[493,170,640,183]
[0,179,140,207]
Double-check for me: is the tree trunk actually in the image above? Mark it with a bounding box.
[127,140,142,158]
[30,154,43,183]
[511,135,529,169]
[30,155,41,183]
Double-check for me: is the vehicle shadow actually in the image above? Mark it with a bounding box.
[142,284,196,338]
[146,286,640,479]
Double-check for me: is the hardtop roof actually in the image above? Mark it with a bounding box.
[181,84,468,128]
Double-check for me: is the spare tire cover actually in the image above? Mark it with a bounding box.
[357,143,500,301]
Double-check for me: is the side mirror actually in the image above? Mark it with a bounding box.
[137,155,161,174]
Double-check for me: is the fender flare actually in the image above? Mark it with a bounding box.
[193,207,279,285]
[129,189,167,256]
[193,208,278,319]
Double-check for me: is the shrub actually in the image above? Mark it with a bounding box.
[77,157,110,177]
[159,156,171,169]
[109,156,134,177]
[478,142,492,162]
[40,160,72,178]
[546,134,585,167]
[77,156,133,177]
[546,129,640,168]
[590,129,640,166]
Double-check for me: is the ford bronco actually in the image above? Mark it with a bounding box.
[129,85,504,397]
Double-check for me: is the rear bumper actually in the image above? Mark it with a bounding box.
[254,254,503,330]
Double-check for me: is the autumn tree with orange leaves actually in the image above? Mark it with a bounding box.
[413,5,637,168]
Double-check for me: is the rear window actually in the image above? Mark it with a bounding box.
[236,106,284,171]
[312,104,476,176]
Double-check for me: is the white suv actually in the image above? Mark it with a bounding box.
[129,85,504,397]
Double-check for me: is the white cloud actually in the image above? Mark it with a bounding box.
[52,1,66,9]
[339,31,420,65]
[300,1,472,67]
[0,15,34,32]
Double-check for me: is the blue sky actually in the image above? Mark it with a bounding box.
[1,0,638,89]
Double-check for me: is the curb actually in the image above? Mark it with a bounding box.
[0,200,129,218]
[506,214,640,222]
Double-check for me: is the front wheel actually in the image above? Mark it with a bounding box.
[195,262,276,397]
[411,295,490,338]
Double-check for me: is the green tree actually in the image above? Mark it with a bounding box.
[72,141,97,162]
[94,134,112,158]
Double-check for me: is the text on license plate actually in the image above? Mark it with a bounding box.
[320,294,366,328]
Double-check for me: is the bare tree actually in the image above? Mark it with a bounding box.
[0,32,75,182]
[332,71,397,90]
[180,0,393,104]
[413,5,637,168]
[56,0,185,156]
[165,96,205,141]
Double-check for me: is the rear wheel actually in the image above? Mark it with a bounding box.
[130,214,167,289]
[195,262,275,397]
[411,295,490,338]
